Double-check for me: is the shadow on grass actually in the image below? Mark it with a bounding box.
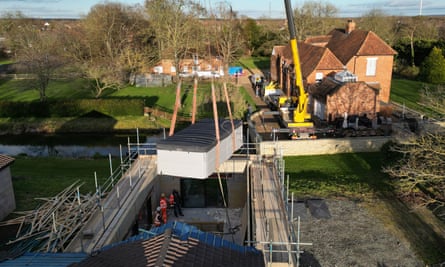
[56,110,117,134]
[377,192,445,264]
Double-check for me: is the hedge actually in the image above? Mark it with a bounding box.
[0,99,145,118]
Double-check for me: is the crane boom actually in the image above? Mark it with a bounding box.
[283,0,313,128]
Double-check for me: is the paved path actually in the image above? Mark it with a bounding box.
[238,68,284,140]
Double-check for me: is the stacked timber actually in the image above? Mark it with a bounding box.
[0,181,97,253]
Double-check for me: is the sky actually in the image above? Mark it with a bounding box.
[1,0,445,19]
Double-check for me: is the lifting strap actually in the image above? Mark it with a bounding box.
[211,81,221,169]
[212,80,234,240]
[169,80,182,136]
[191,76,198,124]
[223,82,236,152]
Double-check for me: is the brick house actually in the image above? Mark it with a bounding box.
[324,20,397,103]
[152,57,223,76]
[270,20,397,112]
[309,71,380,122]
[271,42,344,97]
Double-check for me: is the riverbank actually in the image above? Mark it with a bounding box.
[0,116,174,135]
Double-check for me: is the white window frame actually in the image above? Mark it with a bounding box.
[366,57,377,76]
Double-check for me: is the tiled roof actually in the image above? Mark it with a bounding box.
[273,43,344,78]
[304,35,331,46]
[72,222,265,267]
[309,77,380,97]
[299,43,344,77]
[357,31,398,56]
[272,45,290,58]
[0,253,86,267]
[0,154,14,170]
[326,29,397,65]
[308,77,343,97]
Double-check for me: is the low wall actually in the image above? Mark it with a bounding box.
[0,168,15,221]
[259,136,392,156]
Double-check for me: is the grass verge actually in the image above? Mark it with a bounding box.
[284,152,392,199]
[390,78,442,118]
[10,156,121,211]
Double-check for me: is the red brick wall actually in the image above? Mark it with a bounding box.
[326,82,379,120]
[346,55,394,103]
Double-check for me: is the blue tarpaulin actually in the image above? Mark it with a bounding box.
[228,66,243,76]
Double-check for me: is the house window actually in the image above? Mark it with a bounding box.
[180,178,228,208]
[366,58,377,76]
[315,72,323,82]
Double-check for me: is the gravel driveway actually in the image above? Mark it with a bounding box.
[294,199,423,267]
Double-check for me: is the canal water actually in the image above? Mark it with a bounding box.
[0,133,162,157]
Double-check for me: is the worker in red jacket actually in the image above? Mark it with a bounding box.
[159,193,168,224]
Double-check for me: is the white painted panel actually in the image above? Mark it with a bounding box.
[157,150,207,178]
[156,120,243,179]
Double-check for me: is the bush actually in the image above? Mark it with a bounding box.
[397,65,419,79]
[0,99,145,118]
[419,47,445,84]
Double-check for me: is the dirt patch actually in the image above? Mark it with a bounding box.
[297,199,424,267]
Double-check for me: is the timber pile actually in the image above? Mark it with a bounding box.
[0,181,97,254]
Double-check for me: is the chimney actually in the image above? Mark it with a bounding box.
[346,19,356,34]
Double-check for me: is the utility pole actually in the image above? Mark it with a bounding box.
[419,0,423,16]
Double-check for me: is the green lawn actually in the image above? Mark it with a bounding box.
[390,78,442,117]
[390,78,424,108]
[237,56,270,71]
[0,60,13,65]
[285,152,392,198]
[0,78,93,101]
[10,156,120,211]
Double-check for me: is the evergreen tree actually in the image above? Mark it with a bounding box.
[420,47,445,84]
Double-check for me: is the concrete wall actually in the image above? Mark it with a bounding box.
[158,158,248,209]
[259,136,391,156]
[0,167,16,221]
[158,175,181,202]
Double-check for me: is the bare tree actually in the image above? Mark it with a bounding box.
[145,0,205,81]
[0,11,31,56]
[2,15,66,101]
[395,16,438,67]
[293,1,338,40]
[207,2,244,77]
[360,9,398,46]
[420,84,445,116]
[383,133,445,219]
[78,3,152,97]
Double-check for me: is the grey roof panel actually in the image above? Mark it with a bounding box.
[157,119,242,152]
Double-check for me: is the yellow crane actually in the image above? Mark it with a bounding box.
[280,0,314,130]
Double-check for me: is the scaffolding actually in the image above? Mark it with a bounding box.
[1,130,156,254]
[247,143,312,266]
